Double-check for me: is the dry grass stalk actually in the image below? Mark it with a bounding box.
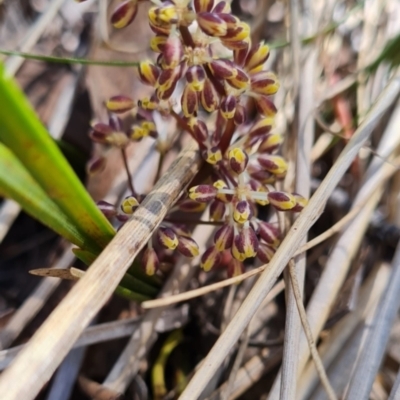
[179,77,400,400]
[344,241,400,399]
[298,262,392,399]
[288,261,336,400]
[281,0,317,394]
[0,141,201,400]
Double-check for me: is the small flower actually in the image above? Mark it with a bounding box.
[232,225,258,260]
[157,227,179,250]
[177,236,200,258]
[258,222,281,246]
[208,59,237,80]
[201,246,221,271]
[233,200,253,224]
[177,200,207,213]
[181,85,199,117]
[258,133,283,153]
[213,180,233,203]
[111,0,138,29]
[244,42,270,72]
[189,185,218,202]
[292,193,308,212]
[228,148,248,174]
[214,224,234,251]
[186,65,206,91]
[209,200,226,221]
[249,117,275,138]
[227,258,244,277]
[220,95,237,119]
[203,146,222,164]
[257,154,288,175]
[121,195,140,214]
[197,12,228,37]
[201,78,219,112]
[138,61,160,86]
[142,248,159,276]
[257,243,275,263]
[163,30,184,69]
[194,0,214,13]
[97,200,117,219]
[267,191,297,211]
[106,95,135,113]
[87,156,106,175]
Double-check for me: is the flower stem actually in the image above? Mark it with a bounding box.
[121,148,136,195]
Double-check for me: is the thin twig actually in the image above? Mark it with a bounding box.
[288,260,337,400]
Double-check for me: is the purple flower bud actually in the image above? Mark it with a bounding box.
[177,236,200,258]
[257,154,288,175]
[189,185,218,202]
[197,12,228,37]
[220,95,237,119]
[244,42,270,72]
[111,0,138,29]
[194,0,214,13]
[228,148,248,175]
[97,200,117,219]
[255,96,277,117]
[258,222,281,246]
[233,200,253,224]
[201,246,221,271]
[157,227,179,250]
[138,61,160,86]
[234,104,246,125]
[106,95,135,113]
[232,226,258,260]
[210,200,226,221]
[163,31,183,69]
[257,243,275,263]
[121,195,140,214]
[181,85,199,117]
[87,156,106,175]
[186,65,206,92]
[142,248,159,276]
[201,78,219,112]
[214,224,234,251]
[267,191,297,211]
[227,259,244,277]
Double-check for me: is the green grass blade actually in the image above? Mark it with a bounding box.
[0,49,140,67]
[0,63,115,249]
[0,144,99,253]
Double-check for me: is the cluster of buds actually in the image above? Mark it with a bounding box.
[98,194,206,275]
[81,0,308,277]
[188,140,306,274]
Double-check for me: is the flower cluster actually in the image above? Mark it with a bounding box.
[83,0,307,277]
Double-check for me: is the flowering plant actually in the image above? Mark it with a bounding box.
[90,0,307,277]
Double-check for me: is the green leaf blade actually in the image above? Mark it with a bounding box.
[0,64,115,249]
[0,143,100,253]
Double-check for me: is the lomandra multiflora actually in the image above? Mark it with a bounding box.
[85,0,307,277]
